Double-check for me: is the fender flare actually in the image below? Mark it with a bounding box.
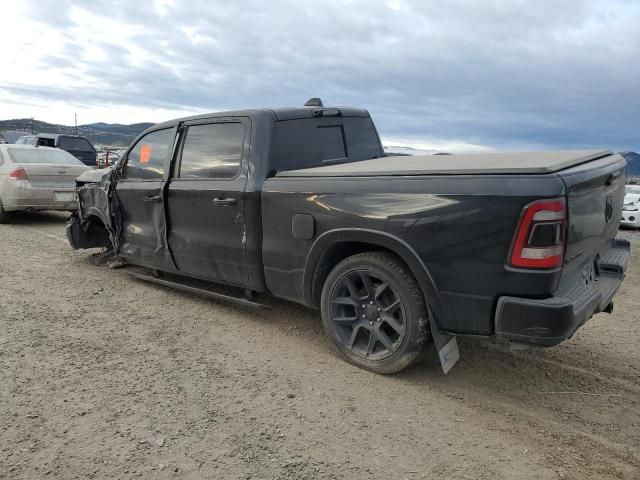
[302,228,445,326]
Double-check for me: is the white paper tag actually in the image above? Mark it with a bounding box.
[438,337,460,375]
[54,192,74,202]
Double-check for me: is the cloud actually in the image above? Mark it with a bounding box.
[0,0,638,151]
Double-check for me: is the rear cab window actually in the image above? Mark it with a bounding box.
[342,117,383,162]
[272,115,382,172]
[36,137,55,147]
[178,122,244,179]
[59,137,94,151]
[125,128,174,180]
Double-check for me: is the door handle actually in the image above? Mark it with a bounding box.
[213,197,237,206]
[143,194,162,203]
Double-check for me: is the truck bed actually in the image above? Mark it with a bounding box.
[277,149,613,176]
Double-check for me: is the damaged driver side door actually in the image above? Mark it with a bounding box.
[115,127,177,270]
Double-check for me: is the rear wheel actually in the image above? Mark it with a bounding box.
[320,252,429,374]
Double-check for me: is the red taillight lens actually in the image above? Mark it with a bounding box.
[8,167,28,181]
[510,198,566,269]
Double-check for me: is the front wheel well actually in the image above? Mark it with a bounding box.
[69,214,112,249]
[310,241,407,306]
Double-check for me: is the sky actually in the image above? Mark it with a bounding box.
[0,0,638,152]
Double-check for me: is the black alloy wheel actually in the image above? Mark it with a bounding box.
[329,269,406,360]
[321,252,429,374]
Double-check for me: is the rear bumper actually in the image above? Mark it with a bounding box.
[2,184,77,212]
[495,238,630,346]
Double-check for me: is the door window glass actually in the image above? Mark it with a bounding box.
[179,123,244,179]
[126,128,173,180]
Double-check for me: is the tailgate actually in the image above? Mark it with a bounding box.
[559,153,628,280]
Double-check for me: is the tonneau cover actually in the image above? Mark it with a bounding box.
[277,149,613,177]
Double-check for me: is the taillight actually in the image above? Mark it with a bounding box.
[510,198,566,269]
[8,167,29,181]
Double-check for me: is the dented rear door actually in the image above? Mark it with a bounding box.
[165,118,249,285]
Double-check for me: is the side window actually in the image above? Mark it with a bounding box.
[178,123,244,179]
[125,128,174,180]
[0,150,4,165]
[27,137,36,145]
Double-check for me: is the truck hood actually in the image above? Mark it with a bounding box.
[76,167,112,184]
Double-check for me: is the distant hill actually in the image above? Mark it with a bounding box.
[0,118,154,147]
[621,151,640,178]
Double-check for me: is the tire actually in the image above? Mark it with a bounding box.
[320,251,429,374]
[0,198,9,224]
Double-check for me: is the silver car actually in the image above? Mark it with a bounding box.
[0,145,90,223]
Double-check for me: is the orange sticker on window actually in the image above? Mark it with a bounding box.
[140,144,151,163]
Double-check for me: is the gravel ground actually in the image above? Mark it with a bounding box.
[1,212,639,480]
[617,227,640,244]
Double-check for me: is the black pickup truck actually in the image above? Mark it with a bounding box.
[67,100,630,374]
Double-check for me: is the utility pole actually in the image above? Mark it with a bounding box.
[30,117,34,134]
[75,113,78,135]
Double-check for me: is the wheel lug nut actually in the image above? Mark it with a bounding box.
[362,304,366,309]
[369,301,374,305]
[377,307,381,312]
[369,321,374,326]
[361,314,366,318]
[377,317,381,321]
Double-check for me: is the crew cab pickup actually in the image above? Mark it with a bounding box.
[67,100,630,374]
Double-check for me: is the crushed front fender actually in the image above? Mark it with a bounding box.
[67,168,122,251]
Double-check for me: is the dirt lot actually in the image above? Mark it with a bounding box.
[1,213,639,480]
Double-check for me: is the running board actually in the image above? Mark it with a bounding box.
[128,272,270,310]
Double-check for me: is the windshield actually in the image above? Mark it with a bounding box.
[8,148,85,165]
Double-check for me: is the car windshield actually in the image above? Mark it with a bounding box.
[8,147,85,165]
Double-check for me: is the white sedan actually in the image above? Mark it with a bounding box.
[0,145,90,223]
[621,185,640,228]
